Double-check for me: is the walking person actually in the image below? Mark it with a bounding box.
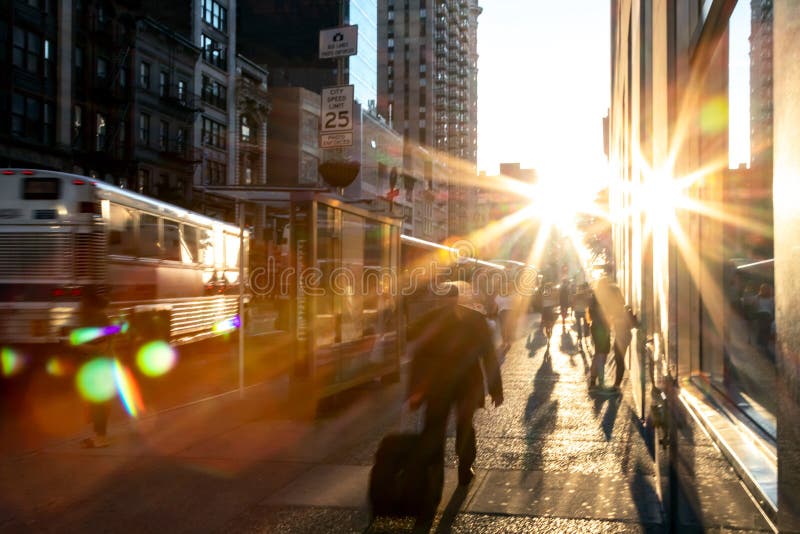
[407,283,504,488]
[495,289,515,351]
[540,282,558,347]
[587,278,613,391]
[611,303,637,390]
[572,282,592,346]
[74,288,113,448]
[559,278,572,328]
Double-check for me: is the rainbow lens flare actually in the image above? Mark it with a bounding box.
[113,360,144,418]
[75,357,117,403]
[212,315,241,334]
[69,324,122,346]
[1,347,25,377]
[136,340,177,377]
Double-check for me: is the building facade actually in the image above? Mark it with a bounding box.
[609,0,799,529]
[1,0,61,169]
[133,17,201,205]
[235,54,269,187]
[267,87,322,188]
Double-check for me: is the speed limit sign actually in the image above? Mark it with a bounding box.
[320,85,354,148]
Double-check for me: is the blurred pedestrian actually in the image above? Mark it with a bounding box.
[572,282,592,344]
[407,283,504,487]
[495,290,515,351]
[559,278,571,328]
[611,304,637,389]
[587,278,613,390]
[540,282,558,346]
[74,288,113,448]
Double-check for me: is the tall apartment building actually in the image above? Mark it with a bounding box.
[143,0,240,190]
[377,0,481,240]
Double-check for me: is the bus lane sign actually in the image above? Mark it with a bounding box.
[320,85,354,148]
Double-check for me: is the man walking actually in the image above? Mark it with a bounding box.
[407,283,504,486]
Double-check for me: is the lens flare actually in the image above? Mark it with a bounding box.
[212,315,241,334]
[45,357,69,377]
[1,347,25,377]
[136,340,177,377]
[75,357,117,403]
[113,360,144,418]
[69,324,122,346]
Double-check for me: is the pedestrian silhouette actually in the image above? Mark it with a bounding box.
[407,282,504,487]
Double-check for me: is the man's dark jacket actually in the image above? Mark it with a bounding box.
[407,304,503,411]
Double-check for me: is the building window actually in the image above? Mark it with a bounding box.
[177,80,186,102]
[72,105,82,143]
[43,39,52,78]
[12,27,42,75]
[139,113,150,145]
[240,115,251,143]
[201,75,226,108]
[201,34,226,70]
[96,57,108,79]
[159,70,168,96]
[73,46,83,68]
[159,120,169,151]
[202,116,225,149]
[205,160,226,185]
[202,0,227,33]
[11,92,46,142]
[176,127,186,152]
[95,113,106,151]
[41,101,53,144]
[140,62,150,89]
[137,168,150,194]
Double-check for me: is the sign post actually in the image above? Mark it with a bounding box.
[320,85,354,149]
[318,11,361,188]
[319,25,358,60]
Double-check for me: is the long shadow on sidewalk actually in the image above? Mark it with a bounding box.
[524,345,559,475]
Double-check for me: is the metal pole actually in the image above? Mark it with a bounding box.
[238,200,245,399]
[336,0,346,166]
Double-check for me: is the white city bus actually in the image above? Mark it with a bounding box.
[0,169,247,355]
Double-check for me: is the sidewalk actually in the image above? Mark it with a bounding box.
[0,314,769,533]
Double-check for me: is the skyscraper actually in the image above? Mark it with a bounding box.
[377,0,481,238]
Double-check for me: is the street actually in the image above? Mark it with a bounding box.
[0,314,769,533]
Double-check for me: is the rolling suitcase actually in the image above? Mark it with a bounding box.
[368,433,444,520]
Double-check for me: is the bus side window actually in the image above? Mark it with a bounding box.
[108,203,136,255]
[139,213,162,258]
[197,228,214,266]
[163,219,181,261]
[182,225,198,264]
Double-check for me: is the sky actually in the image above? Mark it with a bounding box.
[477,1,611,182]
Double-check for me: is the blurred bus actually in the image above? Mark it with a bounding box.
[0,169,247,359]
